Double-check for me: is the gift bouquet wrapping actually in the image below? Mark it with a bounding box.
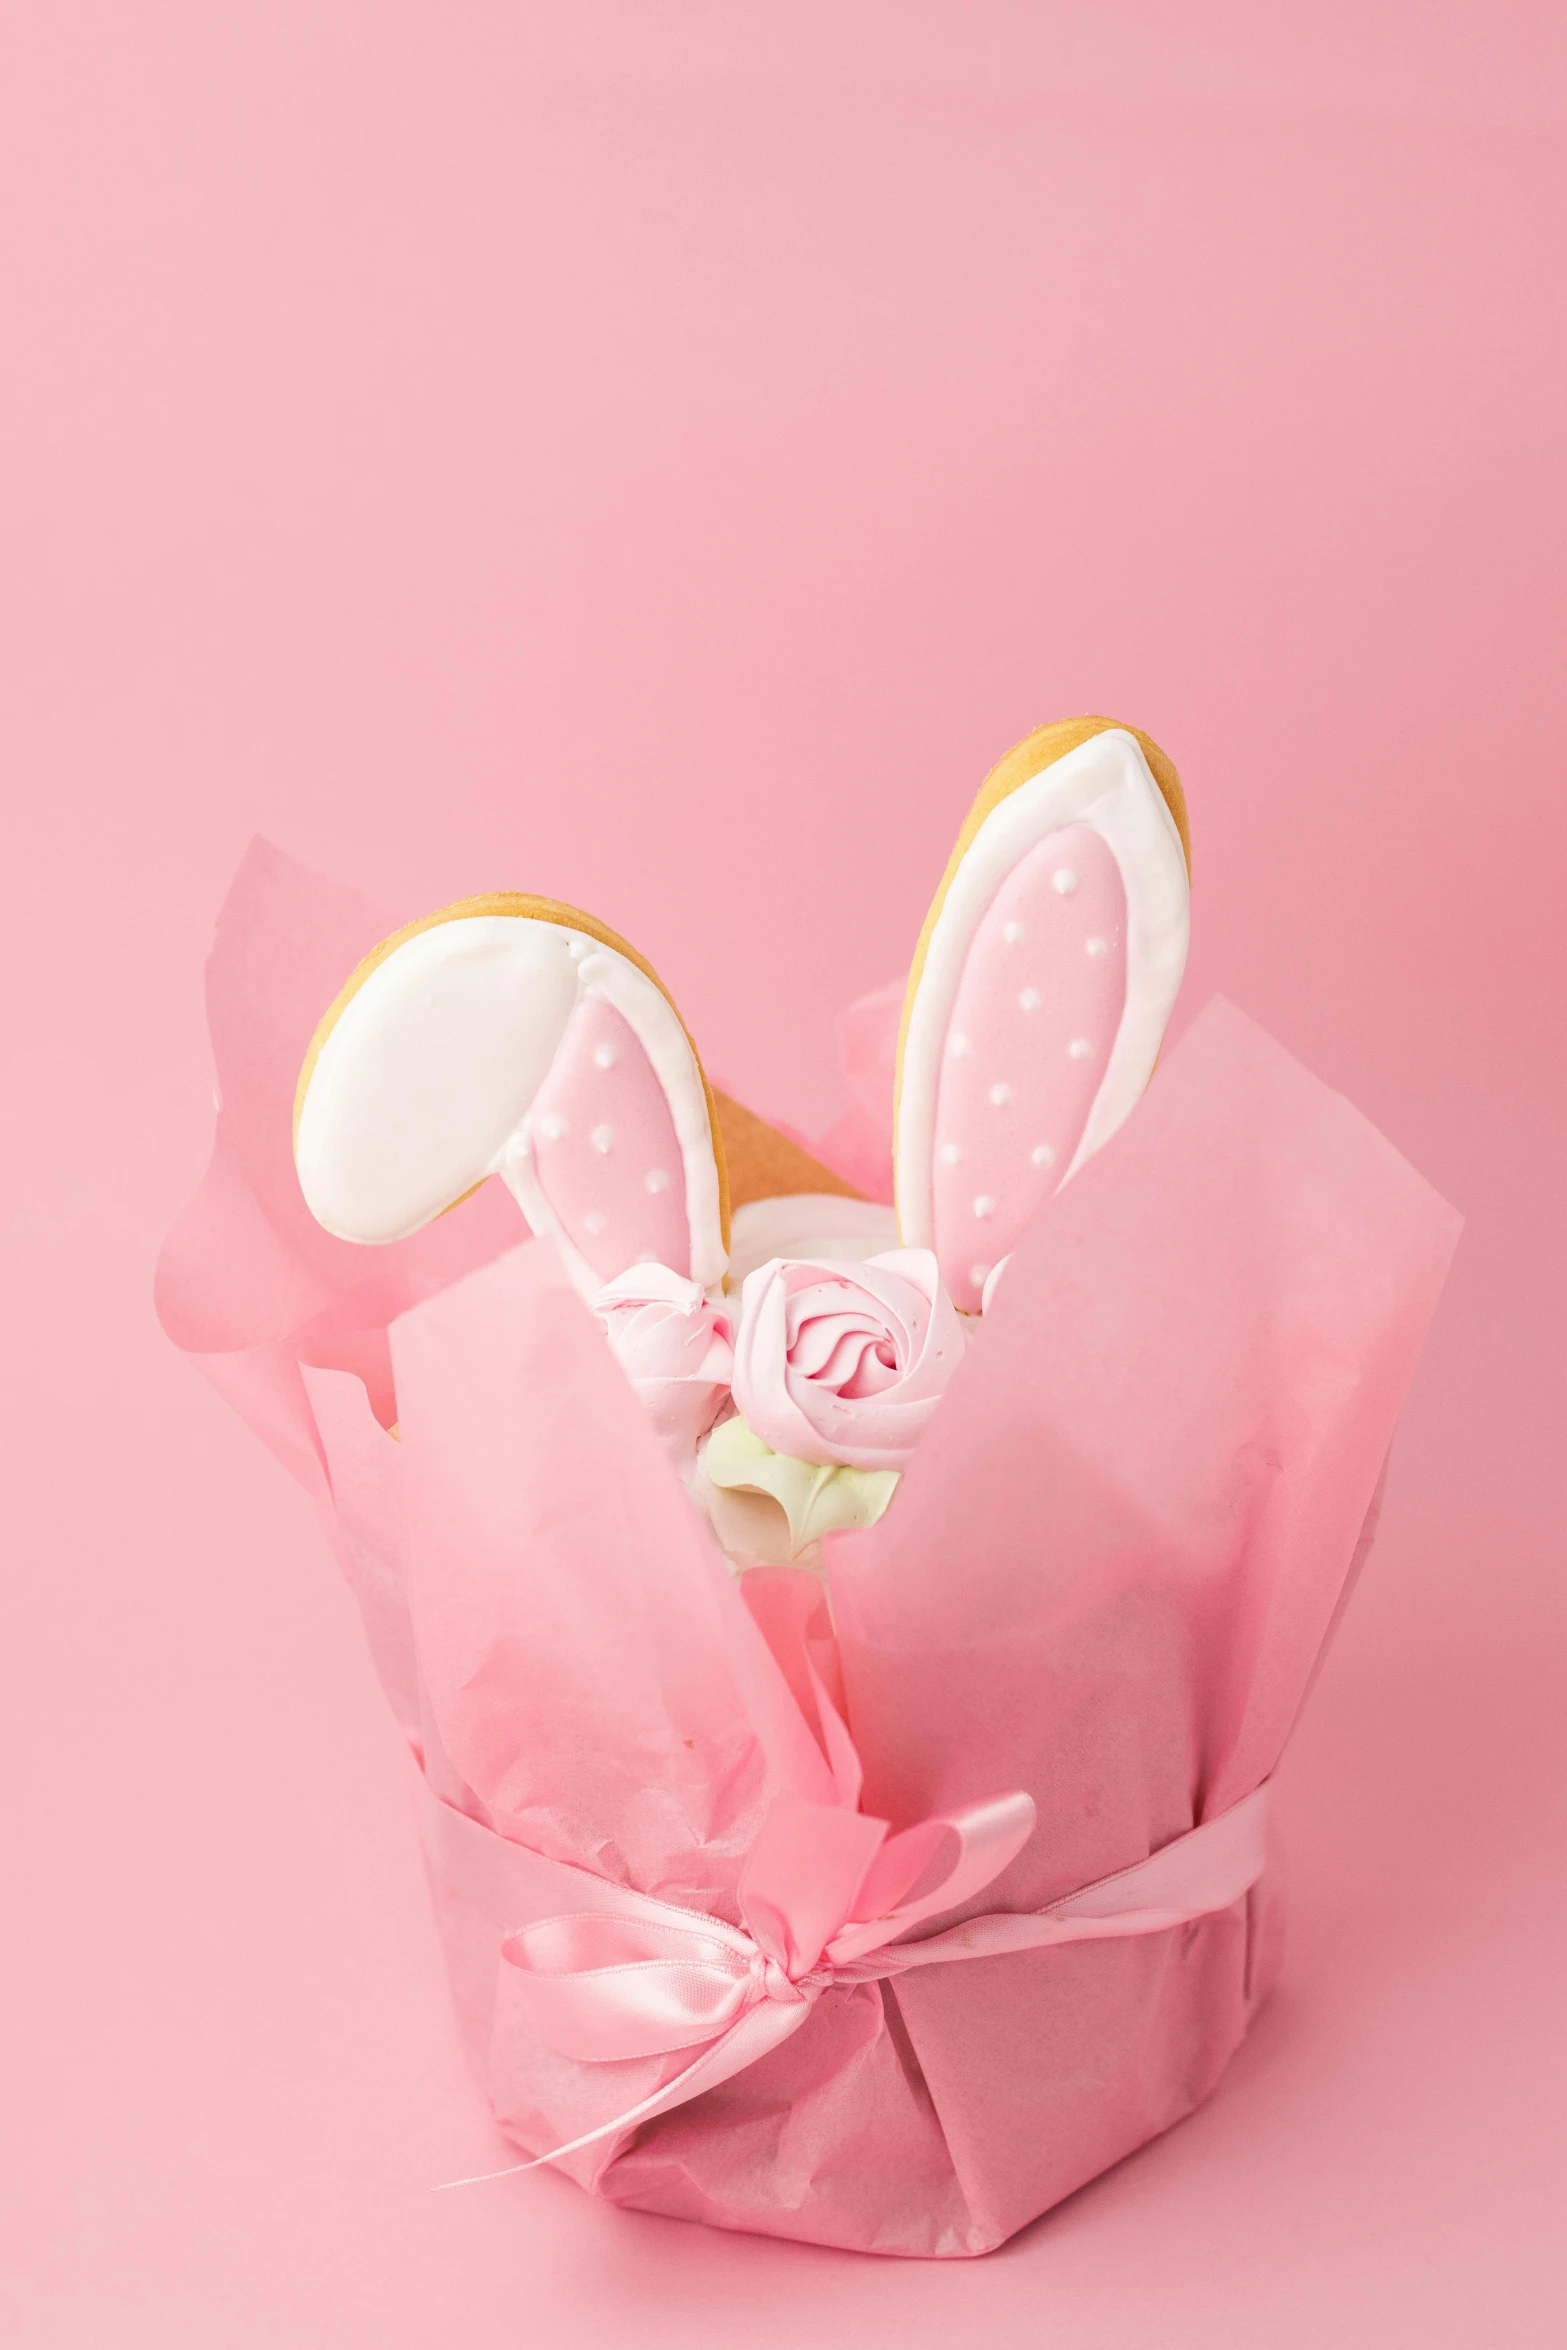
[157,719,1460,2257]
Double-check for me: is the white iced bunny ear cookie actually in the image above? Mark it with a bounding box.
[895,717,1192,1313]
[293,894,730,1295]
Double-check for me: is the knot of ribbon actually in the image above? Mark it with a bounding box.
[438,1779,1270,2185]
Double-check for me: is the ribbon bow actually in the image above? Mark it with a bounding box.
[436,1778,1269,2184]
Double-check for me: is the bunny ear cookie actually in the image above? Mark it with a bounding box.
[895,718,1191,1312]
[294,894,729,1294]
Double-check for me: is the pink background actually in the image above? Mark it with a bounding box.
[2,5,1563,2342]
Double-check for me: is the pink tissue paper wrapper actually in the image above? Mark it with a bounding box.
[156,842,1461,2258]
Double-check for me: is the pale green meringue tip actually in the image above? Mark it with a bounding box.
[703,1414,901,1555]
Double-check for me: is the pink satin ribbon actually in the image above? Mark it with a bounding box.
[436,1779,1269,2185]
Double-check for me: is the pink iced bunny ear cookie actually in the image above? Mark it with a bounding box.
[293,893,730,1294]
[895,718,1191,1313]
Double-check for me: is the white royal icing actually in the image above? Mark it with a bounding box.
[295,913,726,1295]
[896,728,1189,1258]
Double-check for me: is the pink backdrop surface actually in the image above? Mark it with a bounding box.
[2,5,1563,2343]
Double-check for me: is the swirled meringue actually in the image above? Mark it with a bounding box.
[730,1248,965,1473]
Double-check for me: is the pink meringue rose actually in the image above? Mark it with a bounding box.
[592,1264,734,1460]
[730,1249,965,1472]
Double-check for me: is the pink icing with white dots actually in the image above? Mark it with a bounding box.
[931,822,1127,1310]
[526,992,693,1283]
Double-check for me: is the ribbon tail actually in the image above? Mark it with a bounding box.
[435,1989,814,2191]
